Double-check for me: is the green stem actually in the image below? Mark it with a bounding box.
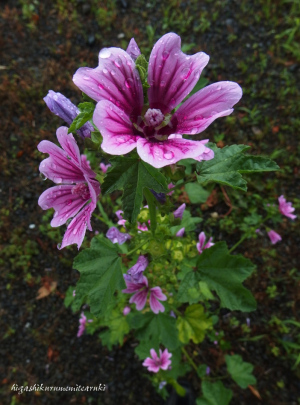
[181,347,198,375]
[97,201,114,227]
[126,239,151,256]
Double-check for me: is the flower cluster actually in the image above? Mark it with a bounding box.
[142,348,172,373]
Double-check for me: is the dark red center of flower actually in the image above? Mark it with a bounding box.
[71,183,90,200]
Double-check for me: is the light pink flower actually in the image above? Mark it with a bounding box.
[176,227,185,237]
[122,276,167,314]
[38,127,100,249]
[106,227,131,244]
[123,306,131,316]
[268,230,282,244]
[142,348,172,373]
[137,222,148,232]
[115,210,127,226]
[197,231,214,254]
[77,312,87,337]
[124,255,149,283]
[74,33,242,168]
[278,195,297,220]
[173,203,186,220]
[100,162,111,173]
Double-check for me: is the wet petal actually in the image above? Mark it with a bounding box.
[93,100,139,155]
[126,38,141,60]
[148,33,209,114]
[73,48,143,119]
[56,126,81,165]
[169,81,242,135]
[38,185,88,227]
[136,137,206,169]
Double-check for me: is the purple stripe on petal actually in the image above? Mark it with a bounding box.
[136,137,206,169]
[129,289,148,311]
[148,33,209,114]
[73,48,143,119]
[169,81,242,135]
[56,127,81,165]
[94,100,139,156]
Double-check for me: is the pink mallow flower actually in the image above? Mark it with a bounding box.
[173,203,186,220]
[73,33,242,169]
[278,195,297,220]
[124,255,149,283]
[137,222,149,232]
[115,210,127,226]
[142,348,172,373]
[38,127,100,249]
[106,227,131,244]
[197,232,214,254]
[122,276,167,314]
[100,162,111,173]
[268,230,282,245]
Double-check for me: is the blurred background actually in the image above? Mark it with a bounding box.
[0,0,299,404]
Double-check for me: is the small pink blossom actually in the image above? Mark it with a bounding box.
[123,306,131,316]
[137,222,148,232]
[278,195,297,220]
[167,183,175,196]
[142,348,172,373]
[173,203,186,220]
[197,232,214,254]
[122,276,167,314]
[38,127,100,249]
[74,33,242,169]
[268,230,282,245]
[115,210,127,226]
[100,162,111,173]
[77,312,87,337]
[106,227,131,244]
[176,227,185,237]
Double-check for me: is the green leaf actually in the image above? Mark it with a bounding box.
[68,102,95,134]
[129,312,180,359]
[185,182,210,204]
[73,236,125,317]
[144,188,157,235]
[196,144,279,191]
[99,309,130,349]
[102,157,168,223]
[178,242,256,312]
[197,381,233,405]
[225,354,256,388]
[170,210,202,235]
[177,304,212,344]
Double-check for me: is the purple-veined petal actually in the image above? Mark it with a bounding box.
[38,185,89,227]
[142,357,160,373]
[278,195,297,220]
[160,349,172,370]
[81,155,97,179]
[136,137,206,169]
[126,38,141,60]
[106,227,131,245]
[167,81,242,135]
[148,33,209,114]
[73,48,143,119]
[149,287,167,314]
[173,203,186,220]
[150,348,159,362]
[150,286,167,301]
[122,275,148,294]
[267,230,282,245]
[60,201,96,250]
[176,227,185,237]
[129,289,148,311]
[56,126,81,165]
[93,100,139,155]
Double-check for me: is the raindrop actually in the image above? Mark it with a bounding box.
[41,163,45,168]
[117,137,126,143]
[165,70,170,75]
[181,67,191,80]
[186,56,191,60]
[194,70,200,79]
[51,163,57,169]
[98,83,104,90]
[114,58,122,68]
[53,94,58,100]
[57,243,62,249]
[103,68,108,74]
[66,218,72,226]
[99,48,111,58]
[73,228,78,235]
[125,78,133,88]
[160,80,166,87]
[54,212,58,218]
[39,173,47,181]
[216,86,222,90]
[111,69,116,76]
[162,50,169,60]
[83,76,90,80]
[163,151,174,160]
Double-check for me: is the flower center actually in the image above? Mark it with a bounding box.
[144,108,164,128]
[71,183,90,200]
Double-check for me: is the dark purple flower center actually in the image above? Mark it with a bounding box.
[71,183,90,200]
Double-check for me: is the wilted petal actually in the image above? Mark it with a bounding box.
[106,226,131,244]
[167,82,242,135]
[73,47,143,119]
[126,38,141,60]
[38,185,88,227]
[268,230,282,245]
[136,137,206,169]
[148,33,209,114]
[173,203,186,220]
[94,100,139,155]
[60,201,96,250]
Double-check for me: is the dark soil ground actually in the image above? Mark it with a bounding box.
[1,1,299,404]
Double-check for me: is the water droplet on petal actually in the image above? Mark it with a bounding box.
[103,68,108,74]
[160,80,166,87]
[181,67,192,80]
[114,58,122,68]
[39,173,47,181]
[216,86,222,90]
[111,69,116,76]
[54,211,58,217]
[73,228,78,235]
[194,70,200,79]
[67,199,73,206]
[99,48,111,58]
[51,163,57,169]
[57,243,62,249]
[125,78,133,88]
[163,151,174,160]
[83,76,90,80]
[162,50,169,60]
[53,177,62,184]
[117,137,126,143]
[98,83,104,90]
[66,218,72,225]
